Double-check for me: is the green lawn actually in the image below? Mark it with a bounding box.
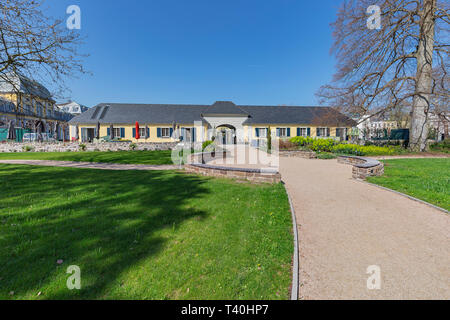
[0,165,293,300]
[367,158,450,211]
[0,150,173,165]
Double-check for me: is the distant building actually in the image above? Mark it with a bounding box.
[0,72,73,141]
[354,115,400,140]
[428,111,449,141]
[56,101,88,115]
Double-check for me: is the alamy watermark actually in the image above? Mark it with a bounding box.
[66,265,81,290]
[367,5,381,30]
[367,265,381,290]
[169,120,280,173]
[66,5,81,30]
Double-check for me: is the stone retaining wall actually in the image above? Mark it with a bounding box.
[185,164,281,184]
[186,150,281,183]
[190,150,228,164]
[337,156,384,179]
[0,142,177,153]
[279,150,317,159]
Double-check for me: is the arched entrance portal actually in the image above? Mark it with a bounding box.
[216,125,236,145]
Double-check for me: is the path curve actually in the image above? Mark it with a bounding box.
[280,157,450,300]
[0,160,180,171]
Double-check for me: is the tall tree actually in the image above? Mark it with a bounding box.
[317,0,449,151]
[0,0,86,97]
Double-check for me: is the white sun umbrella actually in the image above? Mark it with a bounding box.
[172,121,178,139]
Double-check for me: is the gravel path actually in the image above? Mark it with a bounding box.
[280,157,450,300]
[0,160,180,171]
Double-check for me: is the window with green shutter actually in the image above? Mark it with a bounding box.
[277,128,288,137]
[298,128,309,137]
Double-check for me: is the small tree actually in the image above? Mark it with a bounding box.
[267,126,272,152]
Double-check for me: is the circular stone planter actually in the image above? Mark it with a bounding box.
[337,155,384,179]
[186,151,281,184]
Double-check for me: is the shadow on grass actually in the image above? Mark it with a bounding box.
[0,165,209,299]
[0,150,174,165]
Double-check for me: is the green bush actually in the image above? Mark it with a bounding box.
[202,140,214,150]
[331,143,395,156]
[129,143,137,150]
[316,152,337,160]
[79,144,87,151]
[430,139,450,153]
[331,144,364,156]
[22,145,34,152]
[289,136,314,147]
[311,139,335,152]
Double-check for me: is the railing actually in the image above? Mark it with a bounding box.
[0,102,15,114]
[0,103,73,121]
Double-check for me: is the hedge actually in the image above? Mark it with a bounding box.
[331,144,395,156]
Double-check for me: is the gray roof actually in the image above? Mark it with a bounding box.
[241,105,356,126]
[69,101,356,126]
[70,103,209,125]
[202,101,248,116]
[0,72,53,100]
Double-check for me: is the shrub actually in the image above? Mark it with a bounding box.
[290,136,314,147]
[311,138,335,152]
[316,152,337,160]
[430,139,450,153]
[129,143,137,150]
[279,139,298,150]
[202,140,214,150]
[362,145,395,156]
[79,143,87,151]
[331,144,364,156]
[22,145,34,152]
[331,143,395,156]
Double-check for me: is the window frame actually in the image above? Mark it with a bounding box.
[317,127,328,137]
[298,128,309,137]
[257,128,268,138]
[279,128,288,138]
[138,128,146,138]
[112,128,122,138]
[161,127,171,138]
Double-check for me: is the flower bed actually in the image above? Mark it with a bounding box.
[287,137,397,156]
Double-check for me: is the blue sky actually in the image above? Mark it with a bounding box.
[48,0,341,107]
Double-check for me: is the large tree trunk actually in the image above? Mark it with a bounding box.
[410,0,436,152]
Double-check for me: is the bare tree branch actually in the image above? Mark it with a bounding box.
[0,0,88,99]
[316,0,449,151]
